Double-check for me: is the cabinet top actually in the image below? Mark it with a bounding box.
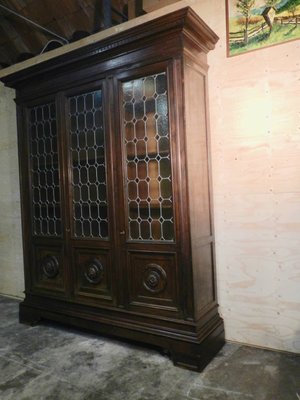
[0,6,218,89]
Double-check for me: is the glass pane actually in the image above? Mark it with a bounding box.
[68,89,108,239]
[29,102,62,237]
[122,72,174,241]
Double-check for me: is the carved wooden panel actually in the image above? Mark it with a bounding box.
[73,248,113,304]
[32,245,66,294]
[127,251,180,315]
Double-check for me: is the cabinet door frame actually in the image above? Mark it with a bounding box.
[60,79,118,306]
[17,93,69,297]
[112,60,186,317]
[113,60,182,247]
[61,80,115,243]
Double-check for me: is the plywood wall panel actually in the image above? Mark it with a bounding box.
[190,0,300,353]
[213,140,272,195]
[272,139,300,193]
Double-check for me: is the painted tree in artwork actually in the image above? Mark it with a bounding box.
[265,0,278,6]
[236,0,256,44]
[263,0,279,31]
[287,2,297,17]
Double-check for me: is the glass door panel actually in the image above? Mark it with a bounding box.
[121,72,174,241]
[68,89,109,239]
[28,102,62,237]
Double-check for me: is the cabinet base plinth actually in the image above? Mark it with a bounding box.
[19,302,42,326]
[170,327,225,371]
[19,299,225,371]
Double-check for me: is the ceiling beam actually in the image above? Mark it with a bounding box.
[0,3,68,43]
[0,14,31,53]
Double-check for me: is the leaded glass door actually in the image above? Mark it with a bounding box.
[122,71,174,242]
[64,82,116,305]
[117,65,181,317]
[25,98,67,295]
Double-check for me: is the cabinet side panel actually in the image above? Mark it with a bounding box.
[184,59,215,317]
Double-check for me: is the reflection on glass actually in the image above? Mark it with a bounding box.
[122,72,174,241]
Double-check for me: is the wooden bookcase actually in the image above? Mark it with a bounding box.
[1,7,224,371]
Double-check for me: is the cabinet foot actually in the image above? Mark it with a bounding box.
[170,325,225,371]
[171,352,210,372]
[19,302,42,326]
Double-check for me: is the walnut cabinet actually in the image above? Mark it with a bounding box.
[1,7,225,370]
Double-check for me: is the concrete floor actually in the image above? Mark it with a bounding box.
[0,295,299,400]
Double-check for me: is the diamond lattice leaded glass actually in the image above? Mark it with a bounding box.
[122,72,174,241]
[29,102,62,236]
[69,90,108,238]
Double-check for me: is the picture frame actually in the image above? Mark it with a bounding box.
[226,0,300,57]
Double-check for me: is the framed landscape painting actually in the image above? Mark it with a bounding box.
[226,0,300,56]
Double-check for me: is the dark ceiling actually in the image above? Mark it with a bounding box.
[0,0,134,69]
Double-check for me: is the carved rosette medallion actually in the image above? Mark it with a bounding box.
[84,259,104,284]
[41,255,59,279]
[143,264,167,294]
